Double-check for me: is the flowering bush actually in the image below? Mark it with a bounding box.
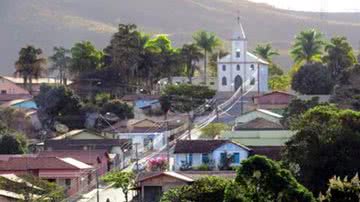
[147,156,168,171]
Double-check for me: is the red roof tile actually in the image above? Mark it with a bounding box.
[0,156,91,171]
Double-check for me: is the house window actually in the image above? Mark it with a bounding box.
[236,65,240,71]
[236,49,241,58]
[232,153,240,164]
[250,78,256,85]
[65,179,71,188]
[188,154,193,166]
[222,65,226,71]
[222,77,227,86]
[1,90,6,94]
[88,174,92,185]
[202,153,209,164]
[250,64,255,71]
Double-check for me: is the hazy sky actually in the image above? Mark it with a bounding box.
[248,0,360,12]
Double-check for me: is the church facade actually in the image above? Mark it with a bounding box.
[217,20,269,93]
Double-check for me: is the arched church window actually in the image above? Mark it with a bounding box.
[222,65,226,71]
[250,78,256,85]
[236,65,240,71]
[222,77,227,86]
[250,64,255,71]
[236,49,241,58]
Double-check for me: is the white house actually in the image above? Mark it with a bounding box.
[217,18,269,93]
[173,140,251,171]
[104,119,169,154]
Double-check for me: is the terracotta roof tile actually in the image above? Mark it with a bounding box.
[235,118,284,130]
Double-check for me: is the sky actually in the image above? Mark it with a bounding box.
[248,0,360,12]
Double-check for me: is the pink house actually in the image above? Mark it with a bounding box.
[38,150,112,176]
[0,77,31,103]
[0,156,94,196]
[253,91,296,109]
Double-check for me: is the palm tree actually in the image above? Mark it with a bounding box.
[323,36,356,78]
[15,45,47,93]
[290,29,324,64]
[49,46,71,85]
[254,44,283,76]
[193,31,221,84]
[254,43,279,62]
[181,44,203,84]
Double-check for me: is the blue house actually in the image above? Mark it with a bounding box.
[173,140,251,171]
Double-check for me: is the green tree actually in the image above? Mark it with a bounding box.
[268,75,290,91]
[283,106,360,193]
[320,174,360,202]
[193,30,221,84]
[290,29,324,64]
[0,134,27,154]
[146,34,182,84]
[292,63,334,94]
[224,155,315,202]
[70,41,104,75]
[181,43,203,84]
[49,46,71,84]
[100,100,134,120]
[200,123,229,139]
[331,64,360,110]
[323,36,357,79]
[254,43,279,62]
[254,43,284,77]
[35,84,84,130]
[102,171,135,202]
[161,84,216,138]
[15,45,47,93]
[161,176,230,202]
[281,97,322,128]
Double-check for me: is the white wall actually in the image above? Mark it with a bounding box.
[212,143,249,168]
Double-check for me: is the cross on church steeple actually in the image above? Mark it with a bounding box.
[232,11,246,40]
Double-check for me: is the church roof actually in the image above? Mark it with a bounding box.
[218,52,269,65]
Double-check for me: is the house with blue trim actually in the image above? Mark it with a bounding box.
[173,140,251,171]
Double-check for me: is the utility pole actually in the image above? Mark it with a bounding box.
[240,87,244,115]
[96,170,99,202]
[134,143,140,173]
[166,121,170,171]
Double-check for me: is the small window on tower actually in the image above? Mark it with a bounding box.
[250,78,256,85]
[222,65,226,71]
[251,64,255,70]
[236,65,240,71]
[222,77,227,86]
[236,49,241,58]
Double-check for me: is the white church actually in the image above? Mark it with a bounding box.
[217,19,269,93]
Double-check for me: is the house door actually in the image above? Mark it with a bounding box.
[144,186,162,202]
[234,75,243,91]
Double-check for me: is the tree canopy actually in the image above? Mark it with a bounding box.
[290,29,324,64]
[193,30,221,84]
[323,36,357,79]
[200,123,229,139]
[35,84,84,130]
[283,106,360,194]
[15,45,47,93]
[291,63,334,94]
[70,41,104,74]
[102,171,135,202]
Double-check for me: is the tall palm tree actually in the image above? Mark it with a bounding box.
[193,31,221,84]
[254,43,279,62]
[49,46,71,85]
[323,36,356,78]
[290,29,324,64]
[181,44,203,84]
[15,45,47,93]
